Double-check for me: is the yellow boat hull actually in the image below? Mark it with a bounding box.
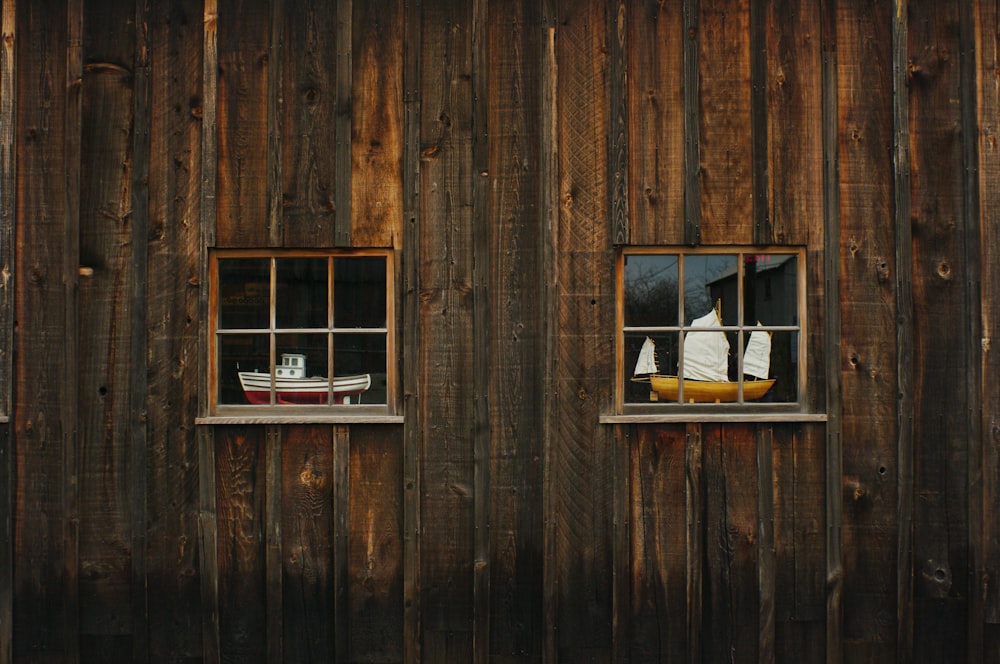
[648,375,776,403]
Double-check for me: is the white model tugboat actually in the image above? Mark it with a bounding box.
[238,353,371,405]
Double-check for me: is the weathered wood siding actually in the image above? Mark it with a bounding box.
[1,0,998,662]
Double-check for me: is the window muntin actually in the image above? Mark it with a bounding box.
[210,249,393,412]
[619,247,805,409]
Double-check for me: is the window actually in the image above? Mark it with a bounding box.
[208,249,394,413]
[618,247,805,410]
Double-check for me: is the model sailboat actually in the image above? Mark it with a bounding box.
[633,307,776,403]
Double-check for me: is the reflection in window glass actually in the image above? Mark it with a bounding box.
[219,259,269,329]
[335,257,386,328]
[621,249,802,406]
[276,258,327,329]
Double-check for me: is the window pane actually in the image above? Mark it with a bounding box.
[220,333,270,404]
[219,259,269,329]
[624,254,678,327]
[276,258,328,329]
[273,333,329,404]
[745,253,798,326]
[762,329,798,403]
[624,331,677,403]
[685,254,737,324]
[334,333,386,405]
[334,257,386,328]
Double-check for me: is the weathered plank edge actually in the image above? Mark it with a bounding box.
[892,2,915,659]
[750,0,771,245]
[131,0,152,658]
[683,0,701,245]
[64,0,83,659]
[265,426,282,663]
[685,422,704,664]
[199,1,221,661]
[333,425,350,662]
[611,424,630,663]
[335,0,352,247]
[758,425,775,663]
[267,0,283,247]
[820,0,842,659]
[0,1,15,656]
[609,0,628,245]
[960,0,984,657]
[402,0,422,659]
[471,0,490,661]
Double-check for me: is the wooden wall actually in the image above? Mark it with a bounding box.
[1,0,998,662]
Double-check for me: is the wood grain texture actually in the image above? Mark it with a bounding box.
[626,0,685,245]
[628,425,687,662]
[279,0,338,247]
[14,0,73,658]
[702,424,759,663]
[837,0,898,659]
[145,0,205,658]
[698,0,753,245]
[550,0,615,659]
[485,0,545,660]
[908,1,971,660]
[215,0,269,247]
[77,1,136,653]
[349,425,404,662]
[417,0,476,658]
[0,0,14,656]
[216,426,267,663]
[978,0,1000,633]
[280,426,335,663]
[352,0,404,249]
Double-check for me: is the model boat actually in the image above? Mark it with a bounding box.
[239,353,371,405]
[633,307,775,403]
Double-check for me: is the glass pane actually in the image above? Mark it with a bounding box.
[219,333,270,405]
[760,329,797,403]
[684,254,737,325]
[744,253,798,327]
[334,333,386,405]
[623,254,678,327]
[276,258,328,329]
[624,332,677,404]
[334,257,387,328]
[274,333,329,405]
[219,258,270,329]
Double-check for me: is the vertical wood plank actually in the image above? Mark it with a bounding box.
[401,0,422,659]
[216,426,266,662]
[820,0,843,659]
[837,0,898,660]
[626,0,685,245]
[266,0,283,247]
[280,426,336,663]
[683,0,701,245]
[485,0,545,660]
[335,0,352,247]
[758,426,775,664]
[628,425,687,662]
[0,2,15,657]
[471,0,489,660]
[550,0,615,658]
[215,0,269,247]
[333,425,349,662]
[892,1,915,660]
[265,426,282,664]
[750,0,770,245]
[908,1,972,661]
[348,426,404,662]
[280,0,338,247]
[130,0,151,659]
[608,0,628,245]
[77,1,136,656]
[417,1,476,658]
[145,1,204,658]
[352,0,404,249]
[685,423,703,664]
[703,424,759,664]
[698,0,752,245]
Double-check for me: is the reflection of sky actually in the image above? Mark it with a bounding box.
[624,254,732,321]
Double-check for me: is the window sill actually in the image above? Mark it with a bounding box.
[197,405,403,425]
[600,411,827,424]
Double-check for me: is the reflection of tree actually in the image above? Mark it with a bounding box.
[625,266,678,327]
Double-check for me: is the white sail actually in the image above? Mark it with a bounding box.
[634,337,658,375]
[682,309,730,382]
[743,324,771,380]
